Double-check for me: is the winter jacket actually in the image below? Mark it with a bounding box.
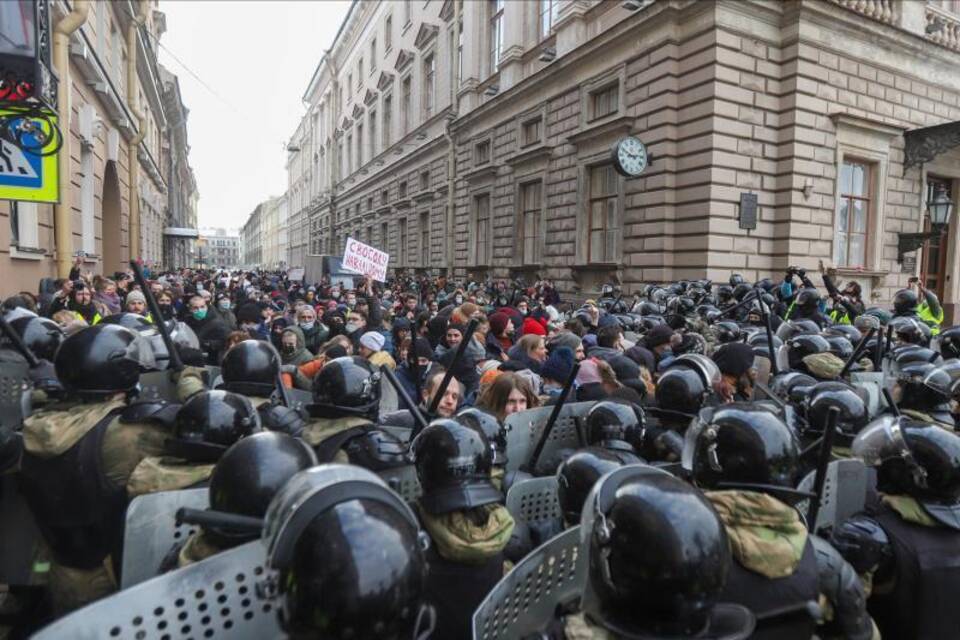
[279,326,314,367]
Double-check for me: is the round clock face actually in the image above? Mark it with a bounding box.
[614,136,648,177]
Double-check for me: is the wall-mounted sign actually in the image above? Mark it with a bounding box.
[739,193,758,230]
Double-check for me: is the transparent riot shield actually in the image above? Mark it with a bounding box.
[503,402,594,473]
[377,464,422,503]
[33,541,284,640]
[0,359,30,430]
[505,476,561,530]
[121,488,209,588]
[472,526,584,640]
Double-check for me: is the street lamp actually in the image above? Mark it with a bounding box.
[898,184,953,263]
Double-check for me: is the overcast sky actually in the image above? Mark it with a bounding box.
[158,0,351,232]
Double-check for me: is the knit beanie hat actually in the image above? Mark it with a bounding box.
[236,302,262,324]
[548,331,582,354]
[489,312,510,336]
[125,290,146,306]
[541,346,575,383]
[359,331,385,352]
[522,316,547,337]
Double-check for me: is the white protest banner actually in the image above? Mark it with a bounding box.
[342,237,390,282]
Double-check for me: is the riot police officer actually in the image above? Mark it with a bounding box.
[559,464,756,639]
[17,325,178,614]
[555,447,623,528]
[166,431,316,568]
[832,418,960,640]
[264,465,434,639]
[683,404,875,640]
[583,400,645,464]
[411,418,513,639]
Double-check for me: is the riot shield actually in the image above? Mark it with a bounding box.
[139,370,180,403]
[505,476,561,531]
[472,526,584,640]
[795,458,867,532]
[121,488,209,589]
[33,541,284,640]
[379,373,399,414]
[0,475,43,586]
[503,402,594,473]
[850,371,886,417]
[0,359,30,430]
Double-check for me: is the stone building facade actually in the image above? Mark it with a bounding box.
[285,0,960,321]
[0,1,196,296]
[198,228,239,269]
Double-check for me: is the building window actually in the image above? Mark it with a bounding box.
[80,145,95,253]
[520,181,543,264]
[382,94,393,148]
[489,0,504,74]
[590,83,619,121]
[420,170,430,192]
[381,188,389,205]
[423,53,435,119]
[367,196,374,212]
[398,180,408,198]
[450,20,463,87]
[539,0,560,39]
[475,140,491,164]
[368,110,377,157]
[9,201,39,249]
[358,58,364,87]
[370,39,377,70]
[385,15,393,51]
[522,117,542,147]
[588,164,620,263]
[474,193,491,265]
[357,123,364,166]
[403,0,411,24]
[420,211,430,266]
[834,160,871,268]
[381,221,389,248]
[398,217,408,264]
[401,76,412,135]
[347,73,353,100]
[346,133,353,175]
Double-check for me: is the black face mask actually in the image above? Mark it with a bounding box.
[282,344,296,354]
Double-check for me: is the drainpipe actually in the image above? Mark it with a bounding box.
[127,0,149,263]
[52,0,90,278]
[443,0,461,274]
[327,55,339,256]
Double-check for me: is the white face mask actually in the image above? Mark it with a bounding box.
[299,321,315,330]
[345,321,362,334]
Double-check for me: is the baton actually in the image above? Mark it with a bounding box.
[882,387,902,417]
[176,507,263,534]
[410,340,423,407]
[0,315,39,367]
[130,261,184,371]
[275,371,292,408]
[381,365,429,436]
[757,290,779,376]
[718,290,759,318]
[838,326,876,379]
[427,318,479,415]
[524,361,581,474]
[876,324,894,371]
[806,405,840,532]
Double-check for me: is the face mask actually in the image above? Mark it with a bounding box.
[282,344,296,354]
[192,309,208,320]
[242,323,257,332]
[346,298,357,308]
[218,300,231,310]
[345,322,361,334]
[454,296,463,305]
[299,321,315,330]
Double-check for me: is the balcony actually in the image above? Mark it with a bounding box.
[822,0,960,53]
[826,0,896,25]
[926,3,960,51]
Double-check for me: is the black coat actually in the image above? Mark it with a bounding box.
[183,314,229,365]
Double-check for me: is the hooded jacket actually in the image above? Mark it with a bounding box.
[506,343,544,375]
[280,326,314,367]
[298,319,329,355]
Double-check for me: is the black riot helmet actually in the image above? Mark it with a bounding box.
[785,334,830,371]
[206,432,316,545]
[891,316,932,347]
[732,283,753,302]
[97,312,154,332]
[716,285,735,305]
[938,325,960,360]
[853,417,960,529]
[411,418,501,515]
[823,324,863,345]
[823,335,855,361]
[585,400,645,455]
[714,321,742,344]
[768,371,817,403]
[795,288,821,313]
[806,382,869,446]
[258,402,307,438]
[265,466,430,639]
[893,288,919,315]
[923,360,960,403]
[895,361,948,412]
[343,428,410,471]
[655,367,708,418]
[220,340,281,396]
[309,356,381,421]
[683,404,800,494]
[729,273,745,287]
[54,324,152,398]
[580,465,754,639]
[776,319,820,342]
[556,447,622,525]
[456,407,508,466]
[169,390,261,462]
[10,315,64,362]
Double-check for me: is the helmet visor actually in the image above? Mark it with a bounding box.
[681,407,715,473]
[674,354,721,388]
[924,360,960,399]
[850,415,912,468]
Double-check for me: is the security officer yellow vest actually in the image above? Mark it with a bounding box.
[917,302,943,336]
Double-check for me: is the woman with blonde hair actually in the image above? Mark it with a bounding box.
[476,371,540,423]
